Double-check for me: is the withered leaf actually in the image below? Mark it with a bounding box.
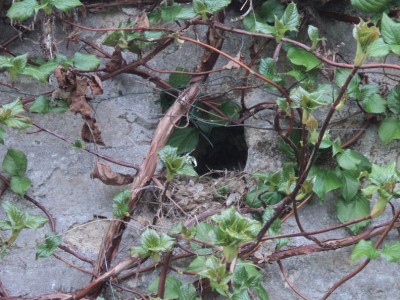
[81,118,105,146]
[89,75,103,96]
[92,161,134,186]
[106,46,123,72]
[137,12,150,28]
[70,95,93,117]
[222,51,244,70]
[55,66,76,91]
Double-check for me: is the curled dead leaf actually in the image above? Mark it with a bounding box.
[106,46,123,72]
[137,12,150,28]
[89,75,103,96]
[81,118,105,146]
[222,51,244,70]
[92,161,134,186]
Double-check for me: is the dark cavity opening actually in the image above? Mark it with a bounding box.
[193,126,248,175]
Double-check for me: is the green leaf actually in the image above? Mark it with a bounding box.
[3,117,31,129]
[187,256,206,273]
[49,0,82,11]
[203,0,231,13]
[178,283,198,300]
[308,25,323,50]
[380,242,400,262]
[351,239,379,262]
[2,201,25,231]
[23,212,48,229]
[381,13,400,45]
[2,148,28,176]
[337,194,370,234]
[29,96,51,114]
[133,229,175,261]
[280,2,300,33]
[286,47,321,71]
[259,0,285,23]
[73,53,101,71]
[148,276,182,299]
[162,2,187,21]
[169,67,191,89]
[36,232,62,259]
[363,93,386,113]
[0,127,6,144]
[167,127,199,154]
[112,188,131,218]
[10,175,31,197]
[339,170,360,201]
[102,31,125,47]
[335,68,360,93]
[368,162,400,186]
[337,149,371,172]
[310,166,342,201]
[0,220,12,231]
[6,0,39,21]
[387,85,400,113]
[351,0,389,12]
[368,38,391,57]
[378,118,400,144]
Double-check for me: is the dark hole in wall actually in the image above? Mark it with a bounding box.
[193,126,248,175]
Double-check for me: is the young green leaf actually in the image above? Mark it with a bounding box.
[363,93,386,113]
[368,38,392,57]
[351,239,379,262]
[351,0,389,12]
[6,0,40,21]
[36,232,62,259]
[159,145,197,181]
[286,47,321,71]
[337,194,370,234]
[29,96,52,114]
[112,188,131,218]
[353,20,380,65]
[368,162,400,187]
[131,229,175,262]
[381,13,400,45]
[308,25,324,50]
[2,148,28,177]
[148,275,182,299]
[10,175,31,197]
[48,0,82,11]
[378,118,400,144]
[380,242,400,262]
[73,53,101,71]
[280,2,300,33]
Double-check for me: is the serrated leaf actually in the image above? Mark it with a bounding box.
[378,118,400,144]
[351,0,389,13]
[169,67,191,89]
[203,0,231,13]
[49,0,82,11]
[380,242,400,262]
[21,66,49,83]
[23,212,47,229]
[162,2,187,21]
[167,127,199,154]
[178,283,198,300]
[0,220,12,231]
[337,194,370,234]
[36,232,62,259]
[73,53,101,71]
[280,2,300,31]
[102,31,124,47]
[308,25,323,50]
[29,96,51,114]
[381,13,400,45]
[286,47,321,71]
[148,276,182,299]
[187,256,207,273]
[6,0,39,21]
[112,188,131,218]
[363,93,386,113]
[387,85,400,113]
[2,201,25,230]
[259,0,285,23]
[369,162,400,186]
[2,148,28,176]
[368,38,391,57]
[10,175,31,197]
[141,229,175,253]
[3,117,31,129]
[351,239,379,262]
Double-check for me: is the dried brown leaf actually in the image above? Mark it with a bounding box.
[92,161,133,186]
[89,75,103,96]
[106,46,123,72]
[137,12,149,28]
[81,118,105,146]
[222,51,244,70]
